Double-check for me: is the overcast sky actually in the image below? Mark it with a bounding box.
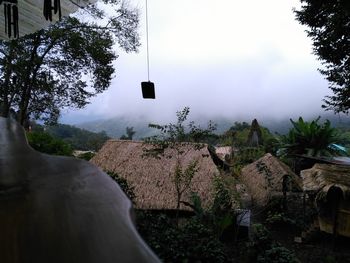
[61,0,331,124]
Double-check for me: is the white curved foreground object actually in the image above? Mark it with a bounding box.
[0,117,160,263]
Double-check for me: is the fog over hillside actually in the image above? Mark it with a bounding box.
[60,0,336,130]
[73,111,350,140]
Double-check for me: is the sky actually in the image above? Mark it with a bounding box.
[61,0,331,124]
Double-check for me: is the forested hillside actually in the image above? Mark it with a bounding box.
[33,124,110,152]
[74,113,350,140]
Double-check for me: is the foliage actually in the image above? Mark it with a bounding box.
[335,128,350,154]
[0,0,140,125]
[257,245,299,263]
[27,131,73,156]
[280,117,340,157]
[76,151,95,161]
[43,123,110,151]
[221,121,280,155]
[263,195,318,232]
[173,159,199,211]
[185,192,205,218]
[136,212,228,263]
[120,126,136,140]
[146,107,217,150]
[145,107,216,220]
[235,147,266,165]
[212,176,233,215]
[246,224,300,263]
[183,178,239,241]
[231,121,251,131]
[265,212,296,226]
[106,171,136,203]
[210,177,237,239]
[294,0,350,113]
[221,120,280,175]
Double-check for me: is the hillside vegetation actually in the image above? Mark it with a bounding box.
[32,123,110,152]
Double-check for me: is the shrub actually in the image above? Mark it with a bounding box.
[247,224,300,263]
[76,151,95,161]
[136,212,228,262]
[27,131,73,156]
[257,245,299,263]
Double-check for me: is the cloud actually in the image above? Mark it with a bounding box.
[60,0,330,124]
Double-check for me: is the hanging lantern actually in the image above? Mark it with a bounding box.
[141,81,155,99]
[141,0,156,99]
[0,0,19,38]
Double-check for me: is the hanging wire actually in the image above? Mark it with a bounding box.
[145,0,150,81]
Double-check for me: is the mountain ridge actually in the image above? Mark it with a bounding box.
[73,113,350,139]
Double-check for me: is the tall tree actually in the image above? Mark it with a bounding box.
[0,0,140,126]
[294,0,350,113]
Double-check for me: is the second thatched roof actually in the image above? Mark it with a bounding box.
[240,153,302,206]
[91,140,220,210]
[301,163,350,200]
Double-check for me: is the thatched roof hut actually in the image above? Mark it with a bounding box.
[301,164,350,237]
[240,153,302,206]
[91,140,220,211]
[301,163,350,196]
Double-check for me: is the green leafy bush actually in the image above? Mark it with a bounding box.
[27,131,73,156]
[257,245,299,263]
[265,212,295,226]
[280,117,340,157]
[246,224,300,263]
[76,151,95,161]
[136,212,228,262]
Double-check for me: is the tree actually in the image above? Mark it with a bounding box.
[120,126,136,140]
[27,131,73,156]
[43,123,110,151]
[294,0,350,113]
[0,0,140,126]
[221,121,279,157]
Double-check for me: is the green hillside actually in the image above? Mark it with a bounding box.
[33,123,111,151]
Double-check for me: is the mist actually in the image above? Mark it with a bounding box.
[60,0,332,126]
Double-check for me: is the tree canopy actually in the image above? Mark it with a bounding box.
[294,0,350,113]
[120,126,136,140]
[27,130,73,156]
[43,123,110,151]
[0,0,140,126]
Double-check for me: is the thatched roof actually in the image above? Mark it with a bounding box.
[91,140,220,210]
[240,153,302,206]
[301,163,350,200]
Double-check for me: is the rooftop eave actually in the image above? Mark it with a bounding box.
[0,0,98,40]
